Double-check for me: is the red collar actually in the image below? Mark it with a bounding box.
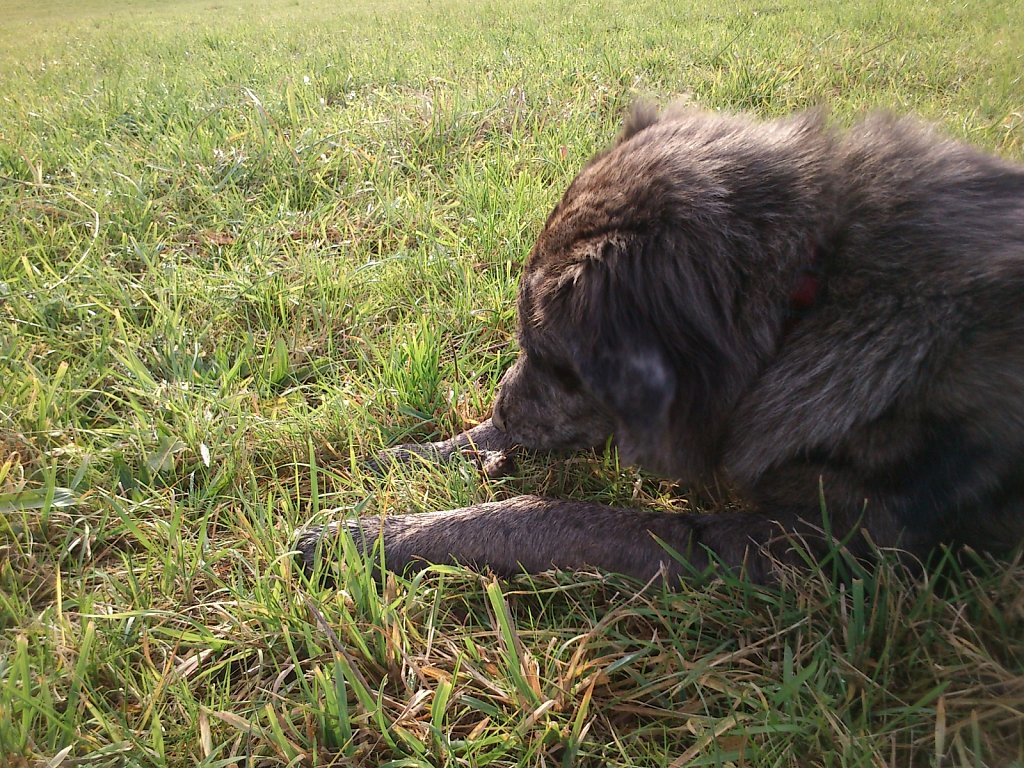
[784,244,824,331]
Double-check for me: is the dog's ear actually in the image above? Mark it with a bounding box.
[555,232,735,443]
[559,244,678,437]
[617,102,660,144]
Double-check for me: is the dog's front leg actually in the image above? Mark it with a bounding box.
[295,497,803,583]
[371,418,517,477]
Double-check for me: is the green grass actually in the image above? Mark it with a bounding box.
[1,0,1023,764]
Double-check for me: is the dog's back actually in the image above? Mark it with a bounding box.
[726,115,1024,556]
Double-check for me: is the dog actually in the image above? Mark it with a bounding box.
[297,104,1024,584]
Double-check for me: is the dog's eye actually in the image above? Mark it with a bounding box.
[547,360,581,391]
[523,348,581,392]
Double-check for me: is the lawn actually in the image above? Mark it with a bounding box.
[1,0,1022,765]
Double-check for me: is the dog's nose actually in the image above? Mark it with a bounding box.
[491,401,506,432]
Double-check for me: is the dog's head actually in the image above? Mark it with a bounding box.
[491,105,831,479]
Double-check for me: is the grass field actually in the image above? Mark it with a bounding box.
[2,0,1023,764]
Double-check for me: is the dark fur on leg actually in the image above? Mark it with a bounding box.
[295,495,830,584]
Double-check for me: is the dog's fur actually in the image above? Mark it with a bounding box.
[298,105,1024,583]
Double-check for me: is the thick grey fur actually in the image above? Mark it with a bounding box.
[296,105,1024,583]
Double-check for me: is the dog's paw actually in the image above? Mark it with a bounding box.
[292,523,330,576]
[365,443,439,474]
[367,442,516,478]
[292,520,366,578]
[467,448,516,479]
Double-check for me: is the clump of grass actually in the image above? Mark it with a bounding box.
[1,0,1023,764]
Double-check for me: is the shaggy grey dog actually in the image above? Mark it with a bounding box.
[298,105,1024,583]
